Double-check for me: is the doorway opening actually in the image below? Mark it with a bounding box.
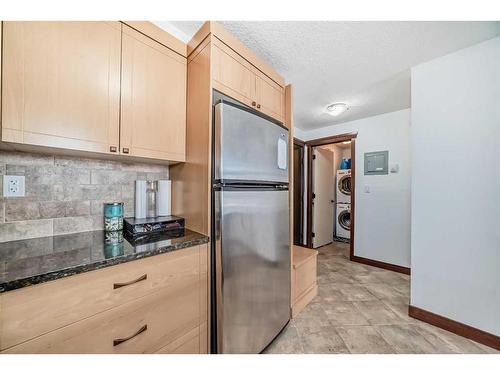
[306,133,357,259]
[293,138,305,245]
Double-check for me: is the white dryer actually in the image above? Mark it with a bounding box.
[336,203,351,239]
[336,169,351,203]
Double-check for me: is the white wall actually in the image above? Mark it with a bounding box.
[411,37,500,335]
[299,109,411,267]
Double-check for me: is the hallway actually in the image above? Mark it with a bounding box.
[265,242,498,354]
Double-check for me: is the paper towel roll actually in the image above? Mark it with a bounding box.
[156,180,171,217]
[135,180,147,219]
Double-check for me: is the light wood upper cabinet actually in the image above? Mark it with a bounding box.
[120,25,187,162]
[211,41,256,107]
[255,74,285,122]
[1,21,122,154]
[1,21,187,163]
[211,38,285,123]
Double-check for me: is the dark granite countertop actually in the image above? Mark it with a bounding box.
[0,229,209,293]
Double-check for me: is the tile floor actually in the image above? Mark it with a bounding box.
[264,241,498,354]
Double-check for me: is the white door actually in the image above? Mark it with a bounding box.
[312,147,335,248]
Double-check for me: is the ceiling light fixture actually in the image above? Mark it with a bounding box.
[326,103,349,117]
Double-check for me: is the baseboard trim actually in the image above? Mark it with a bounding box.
[351,255,411,275]
[408,305,500,351]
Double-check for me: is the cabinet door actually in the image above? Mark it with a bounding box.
[211,40,256,107]
[1,21,121,154]
[255,73,285,123]
[120,25,186,162]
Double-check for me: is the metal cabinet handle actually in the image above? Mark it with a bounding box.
[110,146,117,153]
[257,104,261,109]
[113,324,147,346]
[251,101,256,106]
[122,147,130,154]
[113,274,147,289]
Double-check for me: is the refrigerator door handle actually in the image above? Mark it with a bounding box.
[277,133,288,170]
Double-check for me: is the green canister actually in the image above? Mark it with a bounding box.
[104,202,124,232]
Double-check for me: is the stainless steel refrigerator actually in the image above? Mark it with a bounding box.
[212,99,291,354]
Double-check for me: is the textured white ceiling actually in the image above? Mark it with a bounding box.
[154,21,500,130]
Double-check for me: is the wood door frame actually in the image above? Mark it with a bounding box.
[293,137,305,147]
[293,138,305,245]
[305,132,357,260]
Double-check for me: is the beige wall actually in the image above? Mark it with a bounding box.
[0,151,169,242]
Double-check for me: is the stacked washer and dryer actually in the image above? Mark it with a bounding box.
[336,169,351,239]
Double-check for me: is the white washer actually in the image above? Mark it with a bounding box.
[336,203,351,239]
[336,169,351,203]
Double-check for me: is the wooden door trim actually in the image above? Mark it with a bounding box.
[350,138,356,260]
[293,140,305,245]
[408,305,500,350]
[293,137,305,146]
[306,132,358,147]
[305,132,358,250]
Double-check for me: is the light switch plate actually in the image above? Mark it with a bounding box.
[3,175,25,197]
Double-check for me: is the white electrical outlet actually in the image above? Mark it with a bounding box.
[3,175,26,197]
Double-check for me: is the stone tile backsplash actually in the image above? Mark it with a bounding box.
[0,151,169,242]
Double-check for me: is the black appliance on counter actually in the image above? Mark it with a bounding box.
[123,215,185,238]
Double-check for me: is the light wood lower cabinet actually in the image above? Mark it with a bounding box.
[3,282,199,354]
[155,326,200,354]
[0,244,209,354]
[1,21,122,154]
[291,246,318,318]
[120,25,187,162]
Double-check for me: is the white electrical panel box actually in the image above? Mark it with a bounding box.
[364,151,389,175]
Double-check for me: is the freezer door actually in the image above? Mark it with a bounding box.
[214,102,289,183]
[214,188,290,353]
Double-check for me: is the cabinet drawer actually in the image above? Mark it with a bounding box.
[3,279,200,353]
[155,326,200,354]
[0,246,200,350]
